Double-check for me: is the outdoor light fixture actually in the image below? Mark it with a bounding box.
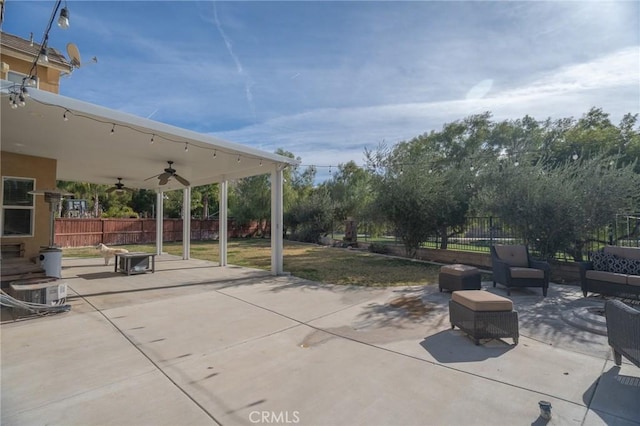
[39,46,49,63]
[63,110,69,121]
[9,0,69,109]
[57,7,69,29]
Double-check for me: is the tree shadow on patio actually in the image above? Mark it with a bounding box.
[354,290,449,330]
[485,283,610,353]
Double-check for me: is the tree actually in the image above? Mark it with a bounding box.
[130,189,156,218]
[366,114,488,254]
[191,184,219,219]
[475,154,640,260]
[324,161,373,233]
[230,174,271,236]
[286,186,333,243]
[57,181,109,217]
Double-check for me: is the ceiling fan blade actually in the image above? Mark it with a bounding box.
[124,187,135,193]
[106,187,116,194]
[158,175,170,186]
[174,174,190,186]
[144,173,161,182]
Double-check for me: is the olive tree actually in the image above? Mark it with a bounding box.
[475,154,639,260]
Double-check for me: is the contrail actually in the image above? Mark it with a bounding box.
[213,2,256,118]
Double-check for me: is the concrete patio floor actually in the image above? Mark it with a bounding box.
[1,255,639,426]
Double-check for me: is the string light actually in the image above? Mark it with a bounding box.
[12,96,304,169]
[7,0,69,109]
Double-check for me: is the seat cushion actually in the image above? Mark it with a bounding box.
[452,290,513,312]
[585,270,628,285]
[440,264,479,277]
[627,275,640,287]
[494,245,529,267]
[510,267,544,279]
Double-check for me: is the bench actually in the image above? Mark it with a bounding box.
[449,290,519,345]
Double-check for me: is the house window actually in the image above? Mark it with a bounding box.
[2,177,35,237]
[7,71,38,88]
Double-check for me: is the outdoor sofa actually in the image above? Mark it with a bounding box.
[490,245,551,296]
[605,299,640,368]
[579,246,640,299]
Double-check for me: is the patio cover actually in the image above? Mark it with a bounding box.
[1,83,298,274]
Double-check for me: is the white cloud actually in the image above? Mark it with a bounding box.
[217,47,639,171]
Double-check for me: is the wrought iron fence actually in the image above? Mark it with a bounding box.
[357,214,640,262]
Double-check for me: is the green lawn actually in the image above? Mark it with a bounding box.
[63,239,440,287]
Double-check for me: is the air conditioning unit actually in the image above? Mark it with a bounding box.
[10,278,67,305]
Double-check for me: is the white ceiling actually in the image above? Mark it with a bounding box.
[1,83,298,192]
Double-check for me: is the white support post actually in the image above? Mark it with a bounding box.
[271,166,284,275]
[183,186,191,260]
[155,190,164,256]
[219,180,228,266]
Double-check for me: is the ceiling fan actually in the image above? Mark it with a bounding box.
[106,178,134,194]
[145,161,190,186]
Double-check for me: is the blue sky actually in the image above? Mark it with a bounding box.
[3,1,639,182]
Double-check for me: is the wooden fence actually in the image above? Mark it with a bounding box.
[54,218,269,248]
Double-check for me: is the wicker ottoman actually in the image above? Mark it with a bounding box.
[439,264,481,292]
[449,290,519,345]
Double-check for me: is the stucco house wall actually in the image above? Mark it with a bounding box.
[1,152,58,259]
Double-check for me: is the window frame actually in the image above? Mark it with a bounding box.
[7,70,39,89]
[1,176,36,238]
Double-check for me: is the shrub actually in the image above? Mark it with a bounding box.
[368,242,392,255]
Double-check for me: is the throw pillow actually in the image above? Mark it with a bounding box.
[626,258,640,275]
[591,250,609,271]
[607,254,630,274]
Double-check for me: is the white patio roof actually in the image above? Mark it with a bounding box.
[1,82,298,191]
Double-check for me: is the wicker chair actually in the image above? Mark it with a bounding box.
[605,300,640,368]
[490,245,550,297]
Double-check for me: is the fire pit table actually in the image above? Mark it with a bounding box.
[115,252,156,275]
